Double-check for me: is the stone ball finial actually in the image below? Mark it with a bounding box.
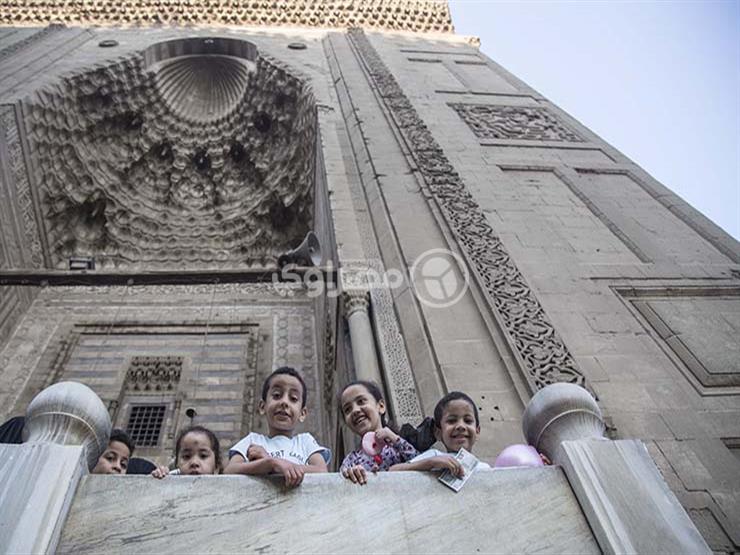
[522,383,605,462]
[23,381,112,471]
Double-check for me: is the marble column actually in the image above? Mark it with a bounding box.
[342,288,382,385]
[522,383,710,555]
[0,381,111,554]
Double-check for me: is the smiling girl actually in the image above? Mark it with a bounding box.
[339,380,418,485]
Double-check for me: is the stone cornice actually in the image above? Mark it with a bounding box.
[0,1,453,34]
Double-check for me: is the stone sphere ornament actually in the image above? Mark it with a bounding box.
[522,382,605,464]
[23,381,112,471]
[494,444,544,469]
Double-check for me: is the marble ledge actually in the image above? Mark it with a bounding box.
[59,469,598,554]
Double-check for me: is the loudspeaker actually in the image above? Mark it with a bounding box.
[277,231,322,267]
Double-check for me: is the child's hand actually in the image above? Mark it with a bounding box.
[429,456,465,478]
[151,465,170,479]
[247,444,269,461]
[375,427,400,446]
[540,453,551,466]
[342,464,368,485]
[271,459,305,488]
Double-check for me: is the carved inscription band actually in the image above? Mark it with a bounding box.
[348,29,585,391]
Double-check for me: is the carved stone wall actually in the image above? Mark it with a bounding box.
[0,1,453,33]
[349,29,585,391]
[25,38,316,270]
[0,283,326,463]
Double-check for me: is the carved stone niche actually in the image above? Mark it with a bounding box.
[25,37,318,271]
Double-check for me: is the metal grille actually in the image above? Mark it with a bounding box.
[126,405,166,447]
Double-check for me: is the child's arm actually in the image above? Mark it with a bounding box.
[375,427,419,462]
[224,452,307,488]
[223,452,276,475]
[302,452,328,473]
[389,455,464,477]
[340,451,368,485]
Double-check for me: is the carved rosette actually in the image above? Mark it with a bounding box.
[348,29,585,391]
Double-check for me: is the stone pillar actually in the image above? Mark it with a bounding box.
[0,381,111,554]
[342,288,382,385]
[522,383,710,555]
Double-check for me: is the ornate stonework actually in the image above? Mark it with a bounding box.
[349,29,585,391]
[450,104,584,142]
[342,289,370,318]
[0,1,453,33]
[0,105,45,268]
[125,355,183,393]
[25,38,316,270]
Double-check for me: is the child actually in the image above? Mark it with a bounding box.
[390,391,491,475]
[224,367,330,487]
[92,428,134,475]
[151,425,222,478]
[339,380,419,485]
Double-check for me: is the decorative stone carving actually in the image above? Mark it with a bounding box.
[450,104,584,142]
[342,288,370,318]
[23,381,112,470]
[0,1,453,34]
[349,29,585,391]
[25,39,316,270]
[44,282,304,298]
[125,356,183,393]
[0,105,44,268]
[145,37,257,124]
[322,308,336,416]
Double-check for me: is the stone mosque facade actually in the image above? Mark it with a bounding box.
[0,1,738,552]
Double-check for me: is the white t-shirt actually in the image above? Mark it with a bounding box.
[410,448,492,471]
[229,432,331,465]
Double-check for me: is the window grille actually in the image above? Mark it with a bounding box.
[126,405,166,447]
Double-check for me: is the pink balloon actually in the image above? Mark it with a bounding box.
[494,444,544,468]
[362,431,382,456]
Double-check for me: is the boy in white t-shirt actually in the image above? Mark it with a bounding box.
[225,367,330,487]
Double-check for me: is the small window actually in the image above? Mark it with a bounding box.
[126,405,166,447]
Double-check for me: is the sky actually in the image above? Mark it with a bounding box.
[449,0,740,241]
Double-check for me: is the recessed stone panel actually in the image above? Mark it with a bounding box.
[625,289,740,392]
[452,60,518,93]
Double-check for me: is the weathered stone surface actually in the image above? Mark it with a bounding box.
[0,443,87,555]
[0,1,454,33]
[561,439,710,555]
[58,470,599,554]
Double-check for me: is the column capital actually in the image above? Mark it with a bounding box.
[342,288,370,319]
